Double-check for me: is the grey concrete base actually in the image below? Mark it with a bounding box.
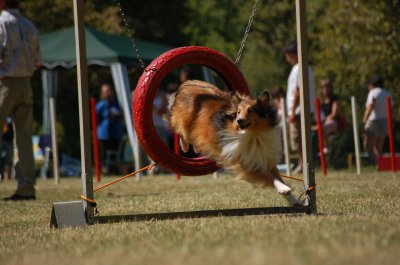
[50,201,87,228]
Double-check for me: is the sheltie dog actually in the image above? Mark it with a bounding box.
[166,80,301,206]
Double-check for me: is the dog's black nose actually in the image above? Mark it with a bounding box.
[237,119,251,130]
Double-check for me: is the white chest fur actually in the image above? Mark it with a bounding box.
[220,126,282,172]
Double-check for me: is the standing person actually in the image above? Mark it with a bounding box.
[271,86,286,121]
[179,65,194,84]
[319,78,341,154]
[271,86,287,164]
[1,0,41,200]
[153,86,169,146]
[284,41,315,175]
[362,76,392,165]
[96,83,123,174]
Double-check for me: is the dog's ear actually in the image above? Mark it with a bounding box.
[229,91,241,106]
[257,90,271,106]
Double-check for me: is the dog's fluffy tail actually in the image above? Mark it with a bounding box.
[167,92,176,112]
[163,92,176,126]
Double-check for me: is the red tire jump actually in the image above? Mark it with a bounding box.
[133,46,249,176]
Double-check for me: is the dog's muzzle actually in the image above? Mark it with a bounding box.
[237,119,251,130]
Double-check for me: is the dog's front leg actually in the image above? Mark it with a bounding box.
[271,166,303,206]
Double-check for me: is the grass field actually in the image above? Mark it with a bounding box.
[1,170,400,265]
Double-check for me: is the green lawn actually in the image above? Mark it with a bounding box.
[1,170,399,265]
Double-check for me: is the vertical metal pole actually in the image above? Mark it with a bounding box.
[296,0,316,213]
[41,70,51,134]
[280,97,291,176]
[315,97,327,176]
[351,97,361,175]
[386,96,396,173]
[49,98,60,184]
[90,97,101,182]
[73,0,94,224]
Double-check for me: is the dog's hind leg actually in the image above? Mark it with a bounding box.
[192,144,200,154]
[240,169,303,206]
[282,192,303,206]
[272,180,303,206]
[180,137,189,153]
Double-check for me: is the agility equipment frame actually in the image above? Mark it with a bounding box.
[50,0,316,228]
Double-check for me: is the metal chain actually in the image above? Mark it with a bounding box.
[115,0,260,68]
[115,0,146,70]
[235,0,261,65]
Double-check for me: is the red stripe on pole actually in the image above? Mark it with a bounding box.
[315,97,327,176]
[386,96,396,173]
[173,133,181,180]
[90,97,101,182]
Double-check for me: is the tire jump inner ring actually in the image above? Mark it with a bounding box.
[133,46,249,176]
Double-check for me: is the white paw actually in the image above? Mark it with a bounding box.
[273,179,292,194]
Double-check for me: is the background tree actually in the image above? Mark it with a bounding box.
[312,0,400,106]
[21,0,123,33]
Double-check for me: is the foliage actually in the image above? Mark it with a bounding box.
[21,0,123,33]
[184,0,245,58]
[240,0,296,95]
[113,0,190,46]
[312,0,400,110]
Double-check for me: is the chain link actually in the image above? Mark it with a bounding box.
[235,0,261,65]
[115,0,146,70]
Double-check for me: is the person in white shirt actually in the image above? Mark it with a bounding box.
[284,41,315,175]
[362,76,393,164]
[0,0,41,200]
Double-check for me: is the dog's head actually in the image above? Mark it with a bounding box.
[234,90,279,132]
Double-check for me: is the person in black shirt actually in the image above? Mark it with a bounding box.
[319,79,341,154]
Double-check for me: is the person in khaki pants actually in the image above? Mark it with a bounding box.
[0,0,41,200]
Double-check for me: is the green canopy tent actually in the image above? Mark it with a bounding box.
[40,27,173,179]
[41,27,171,68]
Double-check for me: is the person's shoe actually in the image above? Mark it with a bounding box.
[3,194,36,201]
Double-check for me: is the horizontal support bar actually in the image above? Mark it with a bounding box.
[95,206,311,224]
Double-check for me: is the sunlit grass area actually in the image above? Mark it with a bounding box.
[1,170,399,265]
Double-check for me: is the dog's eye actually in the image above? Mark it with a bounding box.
[226,113,236,121]
[248,108,253,113]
